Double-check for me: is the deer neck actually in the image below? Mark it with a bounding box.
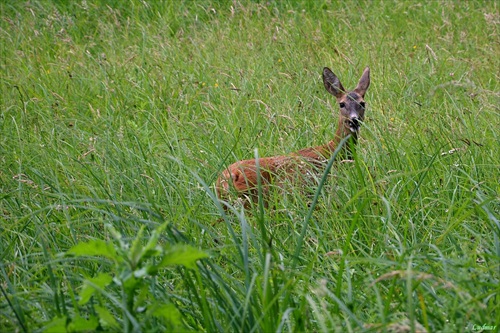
[328,118,358,160]
[295,118,358,162]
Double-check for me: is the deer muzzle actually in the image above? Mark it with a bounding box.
[347,117,361,132]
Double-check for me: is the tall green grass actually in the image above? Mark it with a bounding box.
[1,1,499,332]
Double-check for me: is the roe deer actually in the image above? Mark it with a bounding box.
[215,66,370,208]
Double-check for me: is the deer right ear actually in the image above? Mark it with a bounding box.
[354,67,370,97]
[323,67,345,98]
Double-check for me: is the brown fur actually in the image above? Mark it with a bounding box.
[216,66,370,208]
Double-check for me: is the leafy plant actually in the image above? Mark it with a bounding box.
[44,223,208,332]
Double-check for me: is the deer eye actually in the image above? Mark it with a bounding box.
[339,102,346,108]
[360,102,366,108]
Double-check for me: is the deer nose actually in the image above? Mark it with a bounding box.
[350,116,360,128]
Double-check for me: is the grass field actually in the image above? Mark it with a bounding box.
[1,1,499,332]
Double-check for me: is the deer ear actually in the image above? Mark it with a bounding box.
[323,67,345,98]
[354,67,370,97]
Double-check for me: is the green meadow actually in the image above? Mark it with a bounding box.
[1,1,499,332]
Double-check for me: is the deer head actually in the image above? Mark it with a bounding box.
[323,67,370,138]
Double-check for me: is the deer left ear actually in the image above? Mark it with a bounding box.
[354,67,370,97]
[323,67,345,98]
